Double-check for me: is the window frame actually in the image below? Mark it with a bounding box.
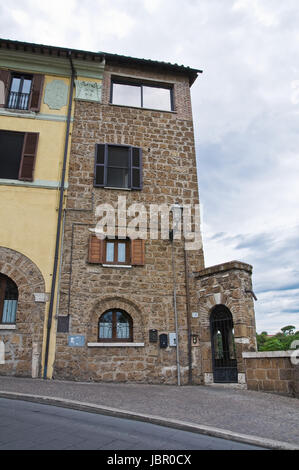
[88,234,145,266]
[0,274,18,325]
[94,143,142,190]
[7,73,33,111]
[0,129,39,182]
[104,238,131,265]
[98,309,133,343]
[110,77,174,112]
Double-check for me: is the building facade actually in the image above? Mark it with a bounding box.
[0,39,257,385]
[53,53,257,384]
[0,39,104,379]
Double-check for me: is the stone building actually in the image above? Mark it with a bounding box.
[0,39,257,384]
[53,51,257,385]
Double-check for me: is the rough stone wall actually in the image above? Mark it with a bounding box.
[54,64,205,384]
[243,353,299,398]
[195,262,257,383]
[0,247,45,377]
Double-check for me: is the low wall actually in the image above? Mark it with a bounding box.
[243,351,299,398]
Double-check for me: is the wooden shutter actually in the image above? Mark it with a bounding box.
[0,70,11,108]
[131,239,145,265]
[29,74,44,112]
[88,234,104,263]
[18,132,39,181]
[131,147,143,190]
[94,144,106,187]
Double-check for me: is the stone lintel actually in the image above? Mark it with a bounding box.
[194,260,252,279]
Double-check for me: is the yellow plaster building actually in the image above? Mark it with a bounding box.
[0,39,104,378]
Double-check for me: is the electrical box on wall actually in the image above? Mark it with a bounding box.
[159,333,168,349]
[169,333,177,347]
[149,329,158,343]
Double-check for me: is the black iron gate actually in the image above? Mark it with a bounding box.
[210,305,238,383]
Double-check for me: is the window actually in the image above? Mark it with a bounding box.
[0,130,39,181]
[98,309,133,342]
[105,239,130,265]
[88,235,145,266]
[0,70,44,112]
[95,144,142,190]
[7,74,32,110]
[0,274,18,324]
[111,78,173,111]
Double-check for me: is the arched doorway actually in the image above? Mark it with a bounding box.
[210,305,238,383]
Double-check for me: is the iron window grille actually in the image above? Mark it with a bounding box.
[98,309,133,342]
[7,74,32,110]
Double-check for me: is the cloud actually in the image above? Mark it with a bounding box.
[0,0,298,335]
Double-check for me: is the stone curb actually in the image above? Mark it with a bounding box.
[1,391,299,450]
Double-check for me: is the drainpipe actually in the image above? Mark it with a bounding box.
[183,247,193,385]
[43,51,76,379]
[170,234,181,386]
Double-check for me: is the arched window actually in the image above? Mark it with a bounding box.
[98,309,133,342]
[0,274,18,324]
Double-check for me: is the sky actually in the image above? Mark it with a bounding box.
[1,0,298,334]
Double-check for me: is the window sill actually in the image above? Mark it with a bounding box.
[108,103,176,114]
[103,186,131,191]
[0,324,16,330]
[0,179,67,190]
[102,264,132,269]
[88,342,144,347]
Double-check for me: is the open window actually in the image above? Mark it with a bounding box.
[0,70,44,112]
[0,130,39,181]
[111,77,174,112]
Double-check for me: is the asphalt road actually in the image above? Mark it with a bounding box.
[0,398,265,450]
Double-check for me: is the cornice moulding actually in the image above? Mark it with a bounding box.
[0,49,105,79]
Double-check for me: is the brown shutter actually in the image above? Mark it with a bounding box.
[0,70,11,108]
[18,132,39,181]
[88,234,104,263]
[131,239,145,266]
[29,74,44,112]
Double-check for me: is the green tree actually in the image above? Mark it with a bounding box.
[281,325,296,335]
[257,325,299,351]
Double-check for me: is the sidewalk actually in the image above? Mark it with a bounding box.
[0,376,298,450]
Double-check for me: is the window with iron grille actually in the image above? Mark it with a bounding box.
[7,74,32,110]
[0,130,39,181]
[0,70,44,112]
[98,309,133,342]
[0,274,18,324]
[94,143,142,190]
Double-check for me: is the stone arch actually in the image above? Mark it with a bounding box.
[87,296,144,342]
[0,246,46,376]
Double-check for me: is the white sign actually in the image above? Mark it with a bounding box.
[169,333,177,347]
[34,293,49,303]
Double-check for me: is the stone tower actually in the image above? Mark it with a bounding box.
[53,52,257,385]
